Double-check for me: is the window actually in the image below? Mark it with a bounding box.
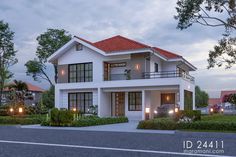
[154,63,159,72]
[128,92,142,111]
[68,92,93,113]
[69,63,93,83]
[76,43,83,51]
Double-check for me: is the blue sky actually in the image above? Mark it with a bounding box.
[0,0,235,98]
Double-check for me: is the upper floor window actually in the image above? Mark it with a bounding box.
[69,62,93,83]
[76,43,83,51]
[154,63,159,72]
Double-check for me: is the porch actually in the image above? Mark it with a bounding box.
[98,86,193,120]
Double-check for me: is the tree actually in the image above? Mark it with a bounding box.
[41,85,54,109]
[175,0,236,69]
[25,29,71,85]
[0,20,17,106]
[223,93,236,105]
[7,80,29,106]
[195,86,209,108]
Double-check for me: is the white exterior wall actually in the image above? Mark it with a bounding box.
[150,55,162,72]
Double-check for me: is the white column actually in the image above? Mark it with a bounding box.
[192,84,196,110]
[142,90,145,120]
[54,86,60,109]
[179,85,184,110]
[97,88,101,117]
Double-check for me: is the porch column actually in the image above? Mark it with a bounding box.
[179,85,184,110]
[54,86,60,109]
[142,90,145,120]
[98,88,101,117]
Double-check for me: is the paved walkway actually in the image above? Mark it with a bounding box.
[21,121,175,134]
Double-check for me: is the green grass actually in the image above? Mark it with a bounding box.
[201,114,236,122]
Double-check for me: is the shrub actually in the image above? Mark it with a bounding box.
[71,117,128,127]
[50,108,73,126]
[137,118,177,130]
[174,110,201,121]
[0,115,45,125]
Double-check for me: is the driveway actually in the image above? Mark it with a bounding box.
[21,121,175,134]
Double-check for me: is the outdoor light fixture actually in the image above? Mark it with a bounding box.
[135,64,140,70]
[154,110,157,114]
[61,69,65,75]
[145,107,150,113]
[221,108,224,112]
[166,95,170,101]
[168,110,174,114]
[72,108,76,112]
[19,107,23,113]
[175,107,179,113]
[210,108,214,112]
[9,108,14,113]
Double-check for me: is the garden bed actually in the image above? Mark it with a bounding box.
[137,115,236,132]
[0,114,46,125]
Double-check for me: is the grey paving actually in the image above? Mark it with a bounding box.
[0,126,235,157]
[21,121,175,134]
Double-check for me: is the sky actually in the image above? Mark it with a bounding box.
[0,0,235,98]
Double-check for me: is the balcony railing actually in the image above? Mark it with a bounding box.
[105,71,195,83]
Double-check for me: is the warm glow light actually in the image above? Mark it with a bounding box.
[168,110,174,114]
[145,107,150,113]
[166,96,170,101]
[154,110,157,114]
[221,108,224,112]
[72,108,76,112]
[135,64,140,70]
[19,107,23,113]
[175,107,179,113]
[10,108,14,112]
[61,69,65,75]
[210,108,214,112]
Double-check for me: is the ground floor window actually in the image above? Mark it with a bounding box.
[68,92,93,113]
[184,90,193,110]
[128,92,142,111]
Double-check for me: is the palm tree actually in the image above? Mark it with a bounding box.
[7,80,29,105]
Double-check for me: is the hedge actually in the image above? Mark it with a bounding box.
[0,115,45,125]
[137,118,236,131]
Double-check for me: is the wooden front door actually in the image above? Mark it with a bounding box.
[111,92,125,116]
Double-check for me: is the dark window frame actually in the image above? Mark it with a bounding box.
[154,63,159,72]
[68,92,93,113]
[128,92,142,111]
[68,62,93,83]
[76,43,83,51]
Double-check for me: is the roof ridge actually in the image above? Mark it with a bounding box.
[74,35,94,45]
[94,35,150,48]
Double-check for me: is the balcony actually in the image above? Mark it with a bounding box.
[104,71,195,83]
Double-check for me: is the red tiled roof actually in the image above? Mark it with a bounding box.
[152,47,181,59]
[74,35,181,59]
[93,35,150,52]
[208,98,221,105]
[4,82,44,92]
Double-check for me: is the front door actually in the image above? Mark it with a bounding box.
[111,92,125,116]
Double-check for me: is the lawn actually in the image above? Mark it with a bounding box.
[201,114,236,122]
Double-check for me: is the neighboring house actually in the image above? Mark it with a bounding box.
[48,35,197,120]
[2,82,44,106]
[209,90,236,107]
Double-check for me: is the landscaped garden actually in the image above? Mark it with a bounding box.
[138,111,236,132]
[41,108,128,127]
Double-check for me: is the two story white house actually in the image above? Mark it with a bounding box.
[48,35,197,120]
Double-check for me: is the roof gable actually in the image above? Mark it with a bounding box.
[93,35,150,53]
[152,47,181,59]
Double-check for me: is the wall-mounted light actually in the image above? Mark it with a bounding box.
[72,107,76,112]
[61,69,65,75]
[166,95,170,101]
[175,107,179,113]
[135,64,140,70]
[188,85,191,90]
[145,107,150,114]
